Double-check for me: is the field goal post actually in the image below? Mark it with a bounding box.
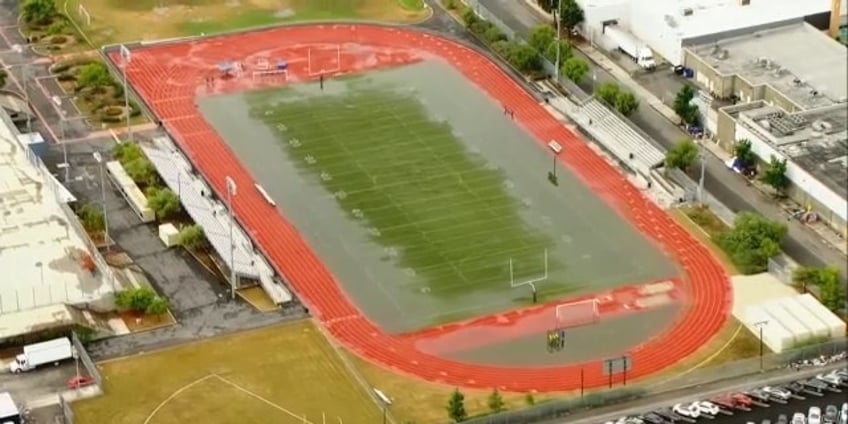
[307,45,342,77]
[508,248,548,303]
[77,3,91,26]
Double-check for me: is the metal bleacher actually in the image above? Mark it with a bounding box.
[579,99,666,177]
[140,138,292,305]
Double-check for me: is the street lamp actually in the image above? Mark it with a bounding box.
[754,320,769,371]
[92,152,110,252]
[554,1,563,81]
[119,45,133,140]
[35,261,44,285]
[225,176,237,300]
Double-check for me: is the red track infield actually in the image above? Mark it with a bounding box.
[112,24,732,392]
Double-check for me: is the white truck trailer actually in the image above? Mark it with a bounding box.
[603,25,657,70]
[0,392,20,424]
[9,337,73,373]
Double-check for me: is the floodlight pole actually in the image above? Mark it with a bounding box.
[225,176,237,300]
[697,153,706,203]
[554,1,562,81]
[121,45,132,141]
[93,152,110,252]
[754,320,768,371]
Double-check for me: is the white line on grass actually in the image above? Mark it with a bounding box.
[142,374,219,424]
[214,375,316,424]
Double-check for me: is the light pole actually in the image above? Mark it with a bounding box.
[754,320,768,371]
[35,262,44,285]
[697,153,706,203]
[225,176,237,300]
[93,152,109,251]
[8,44,31,131]
[554,1,562,81]
[119,45,133,140]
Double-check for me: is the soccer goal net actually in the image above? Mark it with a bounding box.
[555,298,600,329]
[307,45,342,76]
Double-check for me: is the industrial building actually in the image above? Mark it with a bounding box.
[0,109,116,340]
[681,20,848,236]
[573,0,848,236]
[578,0,846,66]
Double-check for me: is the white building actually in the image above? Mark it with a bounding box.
[578,0,847,65]
[0,109,116,339]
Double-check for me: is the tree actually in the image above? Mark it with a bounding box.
[673,85,699,125]
[145,296,170,317]
[734,139,756,169]
[146,187,181,220]
[77,62,113,89]
[0,69,7,88]
[461,8,479,27]
[20,0,57,25]
[77,203,105,233]
[528,24,556,54]
[124,157,158,187]
[760,155,789,194]
[446,388,468,422]
[792,267,845,311]
[595,82,620,105]
[524,393,536,405]
[535,0,556,12]
[114,287,157,313]
[665,139,699,171]
[557,0,585,34]
[502,42,541,72]
[112,142,143,164]
[544,40,572,63]
[177,224,206,251]
[487,389,506,413]
[613,90,639,116]
[715,212,787,274]
[561,57,588,82]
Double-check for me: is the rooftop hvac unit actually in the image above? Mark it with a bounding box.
[811,120,833,132]
[718,49,729,59]
[665,15,678,28]
[740,0,751,5]
[681,7,694,16]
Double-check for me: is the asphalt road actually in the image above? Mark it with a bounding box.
[471,0,847,279]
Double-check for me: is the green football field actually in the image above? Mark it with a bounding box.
[199,60,675,333]
[247,79,555,298]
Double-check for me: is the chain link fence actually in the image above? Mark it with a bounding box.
[58,394,75,424]
[72,332,103,386]
[457,338,846,424]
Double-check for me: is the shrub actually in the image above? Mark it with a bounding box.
[77,203,105,233]
[114,287,156,312]
[665,138,698,171]
[146,187,181,220]
[112,142,143,164]
[77,62,113,89]
[177,225,205,251]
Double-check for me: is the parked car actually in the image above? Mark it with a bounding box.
[810,406,822,424]
[696,400,721,416]
[733,392,755,407]
[672,402,700,418]
[825,405,839,424]
[776,414,788,424]
[840,403,848,424]
[817,373,845,386]
[762,386,793,400]
[793,412,808,424]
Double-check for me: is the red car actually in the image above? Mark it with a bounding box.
[67,376,95,389]
[732,392,754,407]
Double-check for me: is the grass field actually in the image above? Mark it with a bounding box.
[72,320,383,424]
[62,0,429,47]
[247,80,557,299]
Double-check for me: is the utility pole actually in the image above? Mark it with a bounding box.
[554,1,562,81]
[225,176,237,300]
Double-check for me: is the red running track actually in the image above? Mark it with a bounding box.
[111,24,732,392]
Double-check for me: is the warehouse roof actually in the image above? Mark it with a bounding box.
[690,22,848,109]
[739,104,848,200]
[639,0,845,40]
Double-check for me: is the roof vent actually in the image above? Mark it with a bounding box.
[718,49,729,59]
[740,0,751,5]
[681,7,694,16]
[811,120,833,132]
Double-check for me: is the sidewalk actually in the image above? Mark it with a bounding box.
[578,43,848,258]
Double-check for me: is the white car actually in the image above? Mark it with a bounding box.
[696,400,721,416]
[810,406,822,424]
[673,403,700,418]
[840,402,847,424]
[793,412,807,424]
[761,386,793,400]
[817,372,844,386]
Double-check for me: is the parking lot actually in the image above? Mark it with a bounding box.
[602,361,847,424]
[0,362,78,405]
